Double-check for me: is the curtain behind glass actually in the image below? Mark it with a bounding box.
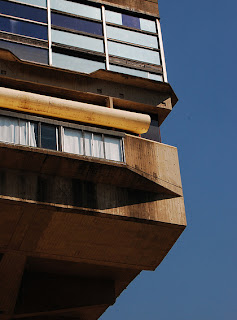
[93,134,104,158]
[63,128,83,155]
[104,136,122,161]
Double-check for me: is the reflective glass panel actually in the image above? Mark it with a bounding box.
[122,14,140,29]
[0,16,48,40]
[106,25,158,48]
[108,41,161,65]
[52,13,103,36]
[110,64,163,81]
[51,0,101,20]
[13,0,47,7]
[105,10,156,33]
[52,29,104,53]
[0,40,48,64]
[0,0,47,23]
[52,52,105,74]
[41,124,57,150]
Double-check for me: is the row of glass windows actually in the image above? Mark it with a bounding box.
[0,0,164,81]
[0,115,124,162]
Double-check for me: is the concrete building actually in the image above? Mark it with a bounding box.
[0,0,186,319]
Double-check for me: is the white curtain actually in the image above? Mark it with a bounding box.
[93,134,104,158]
[29,122,37,147]
[84,132,92,156]
[63,128,83,155]
[104,136,122,161]
[0,116,29,145]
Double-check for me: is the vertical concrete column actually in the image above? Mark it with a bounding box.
[0,252,26,319]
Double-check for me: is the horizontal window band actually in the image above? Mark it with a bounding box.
[0,109,124,138]
[0,87,151,134]
[52,43,106,62]
[0,31,48,48]
[109,56,163,74]
[7,0,47,9]
[51,8,102,23]
[51,25,104,40]
[107,37,159,52]
[105,21,157,36]
[0,13,47,26]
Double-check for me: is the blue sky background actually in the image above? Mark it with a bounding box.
[101,0,237,319]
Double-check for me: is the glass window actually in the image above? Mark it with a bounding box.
[140,18,156,33]
[104,136,122,161]
[93,134,104,158]
[106,25,158,49]
[63,128,83,155]
[0,0,47,23]
[108,41,161,65]
[84,132,92,156]
[52,52,105,74]
[0,16,48,40]
[13,0,47,7]
[0,40,48,64]
[122,14,140,29]
[105,10,156,33]
[110,64,163,81]
[141,115,161,142]
[41,123,57,150]
[51,0,101,20]
[51,13,103,36]
[52,29,104,53]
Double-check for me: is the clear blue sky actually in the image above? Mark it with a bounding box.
[101,0,237,319]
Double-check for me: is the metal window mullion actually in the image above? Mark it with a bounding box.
[121,137,125,163]
[56,126,59,151]
[60,126,63,152]
[156,19,167,83]
[101,5,110,70]
[91,132,94,157]
[47,0,52,66]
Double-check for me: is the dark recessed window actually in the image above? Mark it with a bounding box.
[41,123,57,150]
[141,115,161,142]
[0,16,48,40]
[0,40,49,64]
[0,0,47,23]
[122,14,140,29]
[51,13,103,36]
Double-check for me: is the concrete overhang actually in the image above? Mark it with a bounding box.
[0,49,178,125]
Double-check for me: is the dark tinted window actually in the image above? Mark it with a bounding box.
[0,40,48,64]
[41,124,57,150]
[122,14,140,29]
[141,115,161,142]
[0,0,47,23]
[51,13,103,36]
[0,16,48,40]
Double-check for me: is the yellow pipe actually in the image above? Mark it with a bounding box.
[0,87,150,134]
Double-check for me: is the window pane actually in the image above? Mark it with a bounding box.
[105,10,122,25]
[106,25,158,48]
[63,128,83,155]
[110,64,162,81]
[108,41,161,65]
[141,115,161,142]
[0,40,48,64]
[84,132,92,156]
[104,136,122,162]
[0,116,18,144]
[122,14,140,29]
[29,122,38,147]
[51,0,101,20]
[13,0,47,7]
[52,52,105,74]
[0,16,48,40]
[93,134,104,158]
[41,124,57,150]
[52,13,103,36]
[18,119,27,145]
[0,0,47,23]
[52,29,104,53]
[140,18,157,33]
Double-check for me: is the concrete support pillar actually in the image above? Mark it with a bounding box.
[0,252,26,319]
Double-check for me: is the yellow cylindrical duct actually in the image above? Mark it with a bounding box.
[0,87,150,134]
